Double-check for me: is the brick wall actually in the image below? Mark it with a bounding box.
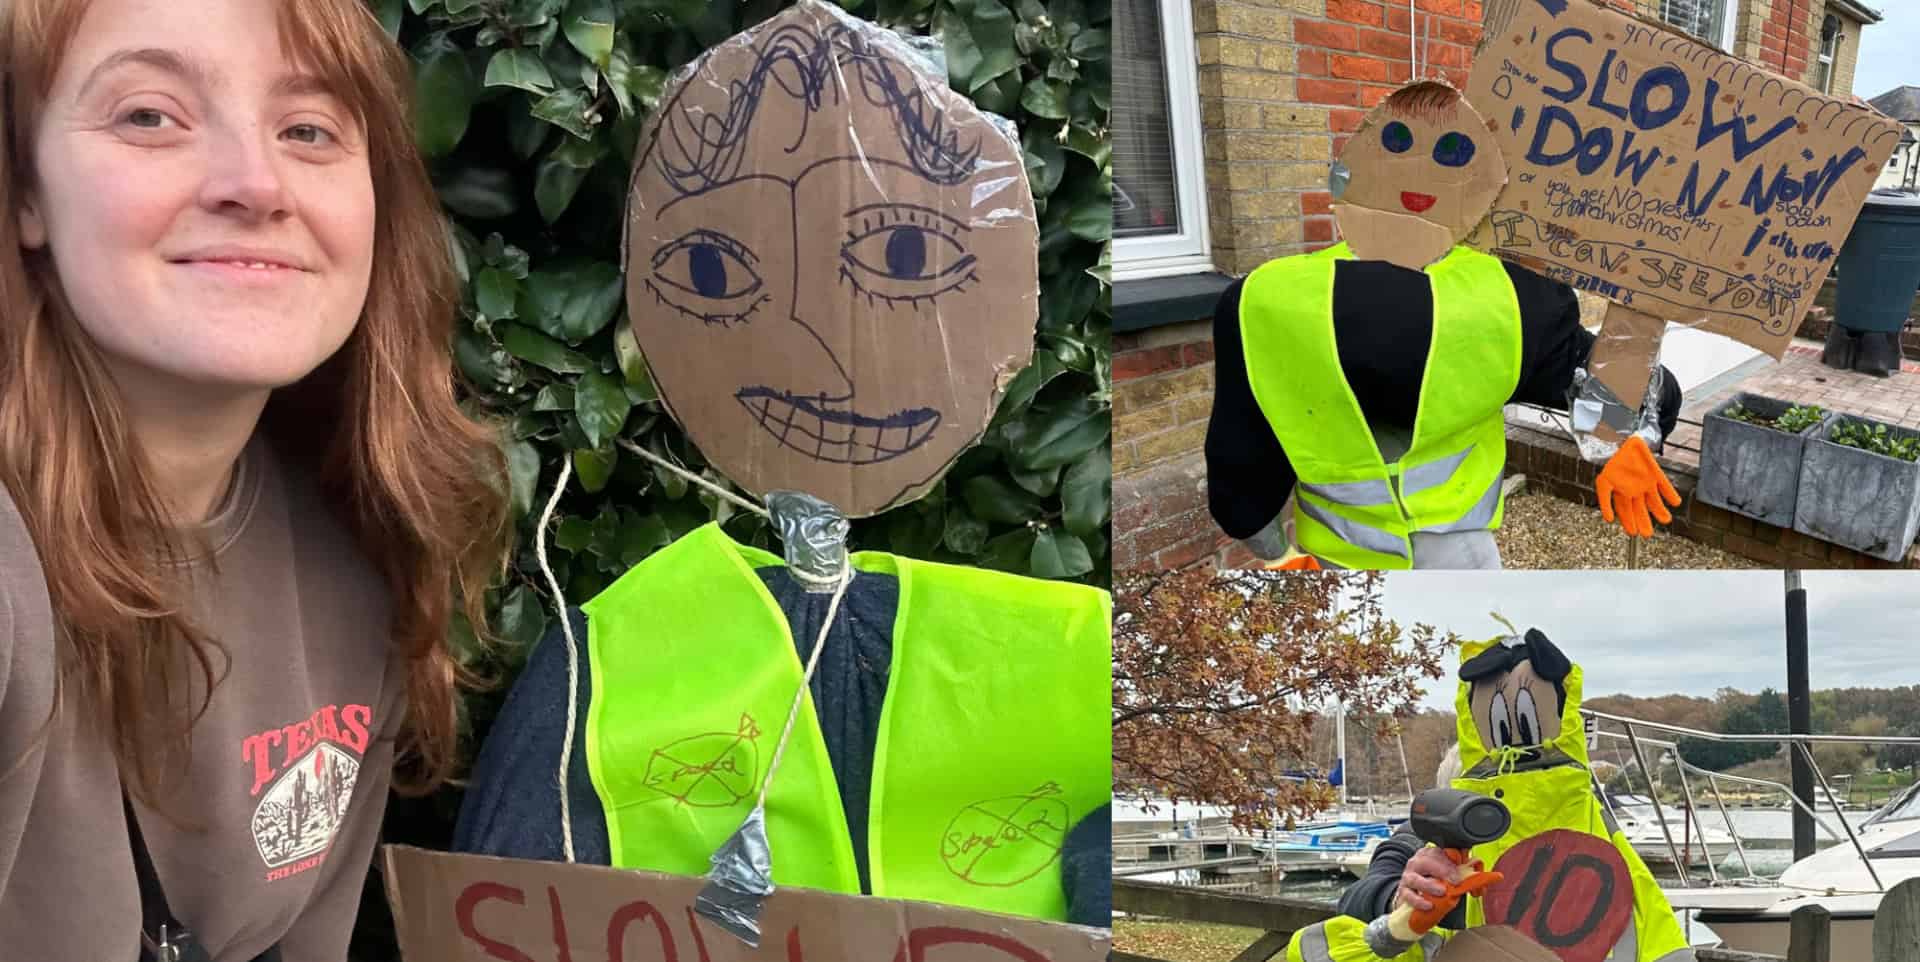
[1112,319,1255,570]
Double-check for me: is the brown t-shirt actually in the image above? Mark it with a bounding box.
[0,439,407,961]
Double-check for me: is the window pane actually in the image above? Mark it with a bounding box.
[1113,0,1182,238]
[1660,0,1725,46]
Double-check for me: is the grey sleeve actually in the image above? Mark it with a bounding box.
[0,500,54,910]
[1336,832,1421,922]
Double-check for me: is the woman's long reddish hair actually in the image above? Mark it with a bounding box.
[0,0,511,805]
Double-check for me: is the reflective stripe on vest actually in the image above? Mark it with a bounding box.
[1240,243,1522,570]
[580,522,1112,922]
[1295,923,1332,962]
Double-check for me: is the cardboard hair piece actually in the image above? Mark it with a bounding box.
[1463,0,1902,405]
[1333,80,1509,271]
[380,846,1109,962]
[623,0,1040,517]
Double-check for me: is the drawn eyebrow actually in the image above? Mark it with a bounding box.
[842,202,971,233]
[77,47,340,105]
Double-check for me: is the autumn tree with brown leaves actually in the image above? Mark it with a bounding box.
[1113,569,1455,828]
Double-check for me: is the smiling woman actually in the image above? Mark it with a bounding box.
[0,0,511,959]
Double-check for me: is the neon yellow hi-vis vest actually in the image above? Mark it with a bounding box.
[1286,916,1449,962]
[1450,637,1693,962]
[578,522,1111,922]
[1238,243,1522,570]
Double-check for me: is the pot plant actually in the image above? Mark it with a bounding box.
[1794,414,1920,562]
[1697,393,1830,528]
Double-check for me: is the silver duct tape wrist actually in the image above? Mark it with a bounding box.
[1567,365,1667,464]
[1363,915,1417,959]
[1241,516,1290,561]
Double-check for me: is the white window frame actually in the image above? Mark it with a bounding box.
[1815,18,1838,93]
[1113,0,1213,281]
[1660,0,1737,53]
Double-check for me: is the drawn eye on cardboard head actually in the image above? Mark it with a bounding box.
[1461,628,1572,752]
[622,1,1039,518]
[1333,80,1507,271]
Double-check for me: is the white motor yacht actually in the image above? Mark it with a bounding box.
[1674,780,1920,959]
[1606,793,1740,869]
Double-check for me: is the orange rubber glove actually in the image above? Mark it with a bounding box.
[1265,549,1322,571]
[1596,434,1681,538]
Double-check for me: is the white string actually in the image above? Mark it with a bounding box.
[617,438,768,519]
[757,563,853,811]
[534,454,581,863]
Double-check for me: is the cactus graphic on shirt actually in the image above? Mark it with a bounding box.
[250,741,362,870]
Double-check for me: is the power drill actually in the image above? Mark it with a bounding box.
[1363,789,1511,955]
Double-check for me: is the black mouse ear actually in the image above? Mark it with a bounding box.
[1524,628,1572,681]
[1459,644,1519,682]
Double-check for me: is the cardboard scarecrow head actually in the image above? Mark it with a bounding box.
[1458,628,1574,759]
[624,1,1039,517]
[1333,81,1507,271]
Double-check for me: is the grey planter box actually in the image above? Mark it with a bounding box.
[1793,415,1920,562]
[1697,393,1829,528]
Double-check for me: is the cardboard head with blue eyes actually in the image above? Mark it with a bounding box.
[1333,80,1507,271]
[1459,628,1573,758]
[622,1,1038,517]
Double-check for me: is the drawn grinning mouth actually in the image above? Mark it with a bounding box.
[1401,191,1437,213]
[737,387,941,465]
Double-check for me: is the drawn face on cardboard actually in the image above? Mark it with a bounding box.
[1333,81,1506,271]
[624,2,1038,517]
[1461,629,1572,753]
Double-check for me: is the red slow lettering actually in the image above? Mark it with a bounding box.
[455,881,537,962]
[606,899,677,962]
[549,885,573,962]
[906,927,1050,962]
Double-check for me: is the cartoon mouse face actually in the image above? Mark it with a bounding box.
[1332,81,1506,269]
[1460,628,1572,752]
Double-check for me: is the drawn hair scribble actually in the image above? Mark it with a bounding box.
[640,19,981,194]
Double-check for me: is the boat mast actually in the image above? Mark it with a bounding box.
[1336,700,1348,809]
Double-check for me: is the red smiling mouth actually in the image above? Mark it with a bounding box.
[1400,192,1437,213]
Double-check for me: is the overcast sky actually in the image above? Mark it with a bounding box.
[1851,6,1920,104]
[1378,572,1920,712]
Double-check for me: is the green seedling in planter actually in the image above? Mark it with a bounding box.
[1831,420,1920,462]
[1722,403,1825,433]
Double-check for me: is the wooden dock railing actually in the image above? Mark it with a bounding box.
[1114,877,1920,962]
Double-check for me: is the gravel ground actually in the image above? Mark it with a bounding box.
[1496,491,1762,570]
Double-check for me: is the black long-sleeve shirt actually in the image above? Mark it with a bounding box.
[1205,260,1684,539]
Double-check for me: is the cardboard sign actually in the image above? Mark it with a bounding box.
[1432,926,1562,962]
[381,845,1109,962]
[1464,0,1901,360]
[623,1,1039,517]
[1335,81,1509,270]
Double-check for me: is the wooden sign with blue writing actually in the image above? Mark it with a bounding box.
[1465,0,1901,358]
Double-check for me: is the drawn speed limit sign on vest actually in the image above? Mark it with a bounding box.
[1482,829,1634,962]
